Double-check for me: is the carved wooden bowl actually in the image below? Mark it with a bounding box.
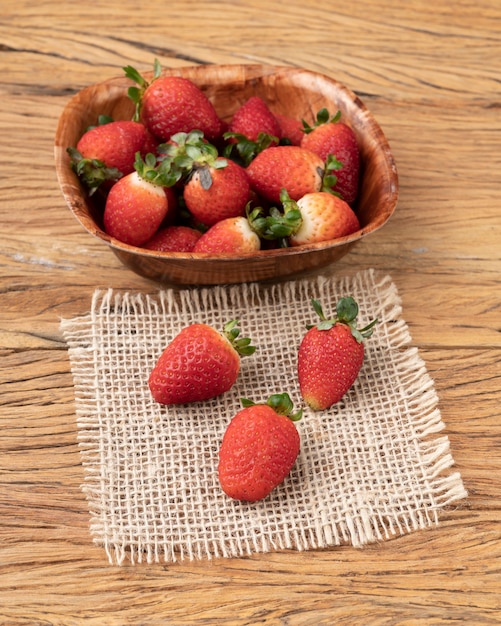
[54,64,398,285]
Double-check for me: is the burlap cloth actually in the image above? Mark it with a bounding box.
[60,269,467,565]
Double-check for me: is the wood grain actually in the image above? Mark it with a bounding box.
[1,0,500,623]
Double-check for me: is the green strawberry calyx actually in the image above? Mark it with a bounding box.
[307,297,378,343]
[321,154,344,197]
[67,147,122,195]
[157,130,227,190]
[134,151,184,188]
[302,108,342,134]
[223,131,279,167]
[247,188,303,247]
[223,320,256,357]
[123,58,163,122]
[241,393,303,422]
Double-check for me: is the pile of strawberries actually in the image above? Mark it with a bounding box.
[149,296,376,503]
[68,60,362,254]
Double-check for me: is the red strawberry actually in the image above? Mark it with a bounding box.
[143,225,202,252]
[301,109,360,205]
[245,145,325,203]
[218,393,302,502]
[223,96,282,168]
[274,112,304,146]
[148,320,256,405]
[227,96,282,144]
[193,216,261,254]
[289,191,360,246]
[103,154,176,246]
[68,118,157,194]
[124,61,223,142]
[156,130,252,227]
[298,297,377,411]
[183,158,251,227]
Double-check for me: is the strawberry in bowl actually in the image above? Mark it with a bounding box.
[55,62,398,285]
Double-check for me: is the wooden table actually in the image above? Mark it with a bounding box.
[1,0,500,623]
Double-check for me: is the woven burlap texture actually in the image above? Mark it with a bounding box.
[60,269,467,565]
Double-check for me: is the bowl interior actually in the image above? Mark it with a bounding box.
[54,64,398,284]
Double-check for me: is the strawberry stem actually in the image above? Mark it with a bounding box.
[67,147,122,195]
[321,154,345,196]
[308,297,377,343]
[157,130,225,186]
[223,131,279,166]
[302,108,342,134]
[223,320,256,357]
[123,59,162,122]
[240,393,302,422]
[134,152,184,187]
[247,188,302,245]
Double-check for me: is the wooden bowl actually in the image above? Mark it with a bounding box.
[54,64,398,285]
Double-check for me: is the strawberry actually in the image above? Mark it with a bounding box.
[245,145,326,203]
[68,117,157,194]
[289,191,360,246]
[143,225,202,252]
[227,96,282,144]
[148,320,256,405]
[301,109,360,205]
[252,189,359,247]
[298,297,377,411]
[223,96,281,168]
[274,112,304,146]
[183,157,251,227]
[157,130,251,227]
[124,60,223,142]
[103,153,177,246]
[218,393,302,502]
[193,215,261,254]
